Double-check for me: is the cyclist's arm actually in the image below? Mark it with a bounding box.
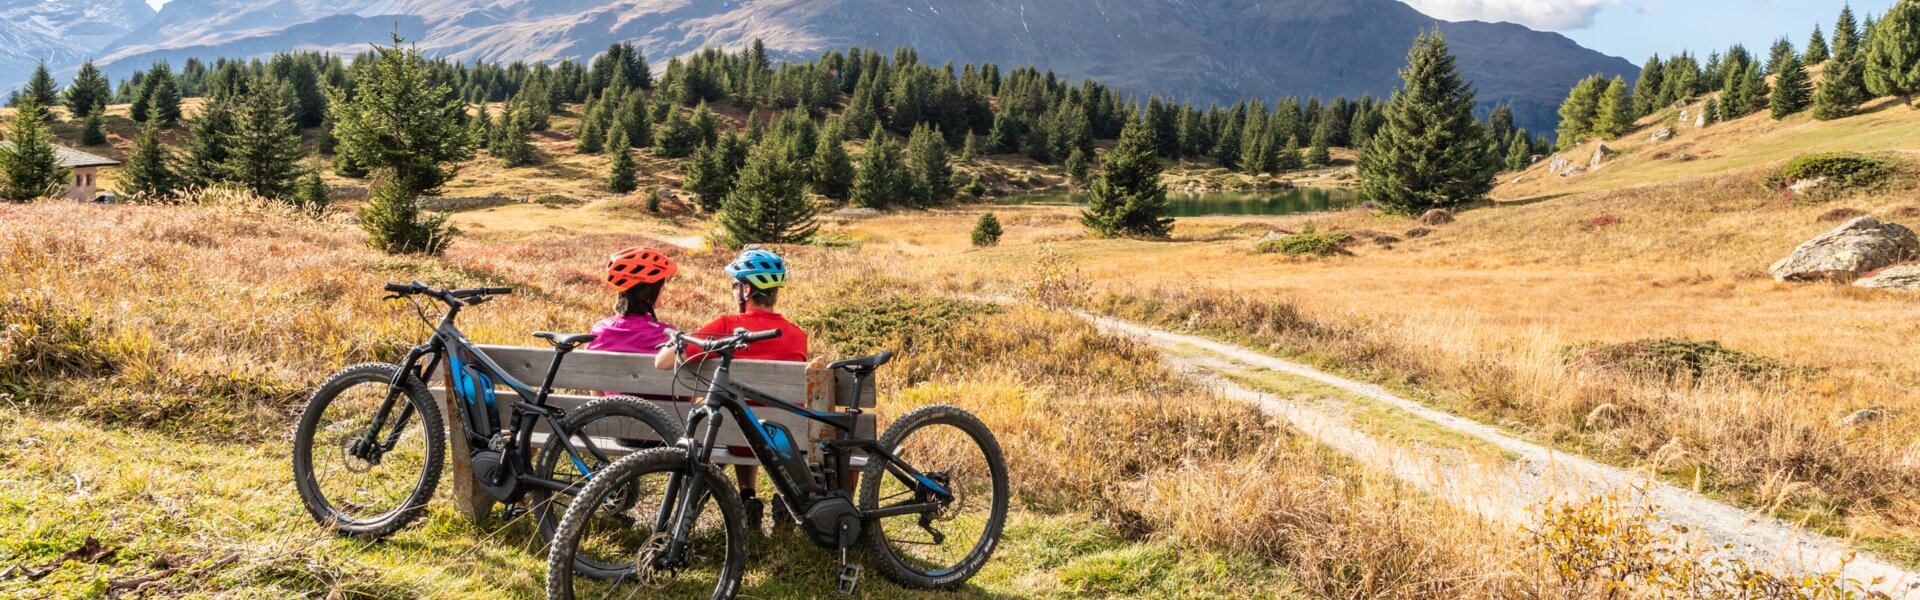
[653,345,677,371]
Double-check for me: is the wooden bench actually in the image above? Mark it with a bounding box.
[430,344,877,520]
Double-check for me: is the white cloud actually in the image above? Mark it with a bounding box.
[1400,0,1628,31]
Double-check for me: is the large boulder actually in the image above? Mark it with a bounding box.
[1650,128,1673,142]
[1589,144,1612,168]
[1769,217,1920,282]
[1417,208,1455,226]
[1548,154,1570,173]
[1854,263,1920,290]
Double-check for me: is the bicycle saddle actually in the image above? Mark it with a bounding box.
[534,332,598,348]
[829,351,894,371]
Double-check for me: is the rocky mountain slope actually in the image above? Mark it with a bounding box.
[76,0,1630,132]
[0,0,154,87]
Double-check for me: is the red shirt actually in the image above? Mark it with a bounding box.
[693,310,809,362]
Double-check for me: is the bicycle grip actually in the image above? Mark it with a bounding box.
[383,282,415,294]
[480,287,514,296]
[743,329,784,343]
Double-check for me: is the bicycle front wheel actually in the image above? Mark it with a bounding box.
[546,448,746,600]
[859,404,1010,590]
[291,362,445,539]
[529,395,684,580]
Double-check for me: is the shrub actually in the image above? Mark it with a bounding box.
[972,212,1003,247]
[1817,207,1867,223]
[1582,214,1621,228]
[1765,152,1899,199]
[1256,228,1350,258]
[795,277,998,358]
[645,189,663,212]
[1561,338,1808,384]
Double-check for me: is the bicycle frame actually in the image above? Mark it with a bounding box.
[656,348,955,548]
[357,302,619,503]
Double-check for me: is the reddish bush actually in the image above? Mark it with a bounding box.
[1817,207,1866,223]
[1583,214,1622,228]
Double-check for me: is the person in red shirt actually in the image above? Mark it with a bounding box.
[653,248,807,531]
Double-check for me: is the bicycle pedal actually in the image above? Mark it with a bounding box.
[835,563,861,596]
[501,505,529,521]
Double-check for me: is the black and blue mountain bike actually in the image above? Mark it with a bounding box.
[545,328,1010,599]
[291,282,684,580]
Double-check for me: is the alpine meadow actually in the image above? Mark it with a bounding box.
[3,1,1919,599]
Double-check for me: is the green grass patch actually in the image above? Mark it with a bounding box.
[1215,365,1517,463]
[1764,152,1900,201]
[795,277,1000,358]
[1255,230,1349,258]
[1560,338,1812,385]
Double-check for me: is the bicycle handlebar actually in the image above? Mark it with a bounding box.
[383,281,514,304]
[670,327,782,356]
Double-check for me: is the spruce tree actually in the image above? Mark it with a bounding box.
[1275,134,1304,171]
[1703,96,1722,126]
[851,125,907,209]
[1741,61,1770,114]
[1866,0,1920,106]
[1306,117,1333,166]
[1815,50,1870,119]
[653,108,698,158]
[608,131,638,193]
[122,121,180,200]
[182,95,237,187]
[1766,37,1797,76]
[959,131,978,161]
[577,112,605,153]
[1770,53,1813,119]
[685,132,749,212]
[1592,76,1633,139]
[1633,55,1666,117]
[22,62,58,110]
[139,64,183,127]
[811,124,854,201]
[495,109,537,166]
[691,101,719,148]
[1555,75,1605,149]
[971,212,1003,247]
[718,139,817,246]
[1807,25,1832,64]
[1065,147,1091,186]
[1504,130,1531,172]
[1081,116,1172,238]
[617,91,651,149]
[333,34,477,255]
[79,108,107,146]
[905,123,952,206]
[1835,6,1862,59]
[0,100,70,201]
[1359,30,1497,217]
[292,168,331,217]
[222,86,307,200]
[63,60,112,119]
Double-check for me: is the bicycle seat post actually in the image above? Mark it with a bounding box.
[534,343,574,407]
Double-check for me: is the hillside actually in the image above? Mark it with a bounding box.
[0,0,153,86]
[74,0,1632,133]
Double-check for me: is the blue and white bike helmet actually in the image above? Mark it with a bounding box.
[725,249,788,291]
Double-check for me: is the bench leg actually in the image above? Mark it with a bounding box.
[440,385,496,524]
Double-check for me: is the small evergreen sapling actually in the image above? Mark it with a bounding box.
[608,131,638,193]
[972,212,1003,247]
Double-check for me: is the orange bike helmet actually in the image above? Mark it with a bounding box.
[606,246,677,291]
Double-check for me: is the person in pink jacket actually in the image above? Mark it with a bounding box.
[585,246,678,364]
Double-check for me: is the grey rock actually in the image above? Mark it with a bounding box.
[1770,217,1920,282]
[1788,176,1828,194]
[1837,408,1885,428]
[1417,208,1455,226]
[1650,128,1672,142]
[1548,154,1570,173]
[1854,263,1920,290]
[1589,144,1612,168]
[1559,166,1583,177]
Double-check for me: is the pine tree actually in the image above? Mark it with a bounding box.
[494,109,537,166]
[1504,130,1531,172]
[1835,6,1862,59]
[1306,117,1334,166]
[1741,61,1770,114]
[79,108,107,146]
[1275,134,1304,171]
[21,62,58,111]
[1065,147,1091,186]
[1081,116,1172,238]
[905,123,952,206]
[1703,96,1722,126]
[1555,75,1605,149]
[811,124,855,201]
[182,95,237,186]
[1766,37,1797,75]
[292,167,331,217]
[333,34,477,255]
[607,131,638,193]
[0,100,70,201]
[1770,53,1813,119]
[577,112,605,153]
[851,125,906,209]
[690,101,719,148]
[222,86,307,200]
[1632,55,1666,117]
[1815,49,1870,119]
[1866,0,1920,106]
[718,139,817,246]
[63,60,112,119]
[1359,30,1497,216]
[959,131,978,161]
[971,212,1003,247]
[121,121,180,200]
[685,132,749,212]
[1807,24,1831,64]
[653,108,698,158]
[137,64,183,127]
[616,91,651,149]
[1591,76,1633,139]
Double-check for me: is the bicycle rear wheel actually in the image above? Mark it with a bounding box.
[546,448,746,600]
[858,404,1009,590]
[529,396,684,580]
[291,363,445,539]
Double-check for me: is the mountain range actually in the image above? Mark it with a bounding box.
[10,0,1636,134]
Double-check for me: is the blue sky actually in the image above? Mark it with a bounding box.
[1401,0,1901,62]
[144,0,1894,65]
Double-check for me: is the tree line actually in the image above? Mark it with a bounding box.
[1554,1,1920,148]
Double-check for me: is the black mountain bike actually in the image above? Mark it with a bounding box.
[292,282,683,579]
[545,328,1010,599]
